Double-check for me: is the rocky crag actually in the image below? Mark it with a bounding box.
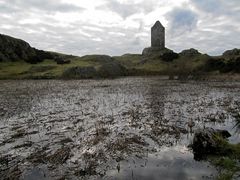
[0,34,54,63]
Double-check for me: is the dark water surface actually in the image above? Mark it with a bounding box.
[0,77,240,179]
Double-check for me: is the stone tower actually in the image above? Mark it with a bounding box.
[151,21,165,49]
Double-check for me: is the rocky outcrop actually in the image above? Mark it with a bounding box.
[0,34,53,63]
[191,128,231,160]
[142,47,178,61]
[142,47,165,56]
[223,48,240,58]
[179,48,201,57]
[0,34,36,62]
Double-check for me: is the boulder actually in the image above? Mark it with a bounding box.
[191,128,231,160]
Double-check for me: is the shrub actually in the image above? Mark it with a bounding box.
[160,52,179,62]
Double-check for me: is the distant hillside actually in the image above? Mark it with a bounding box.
[0,34,54,63]
[0,33,239,79]
[115,48,240,77]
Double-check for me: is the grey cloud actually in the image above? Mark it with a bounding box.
[166,8,198,35]
[100,1,137,19]
[98,0,158,19]
[191,0,240,19]
[0,0,240,56]
[191,0,222,13]
[0,2,18,14]
[0,0,84,14]
[0,16,146,56]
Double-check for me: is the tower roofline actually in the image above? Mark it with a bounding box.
[152,20,164,29]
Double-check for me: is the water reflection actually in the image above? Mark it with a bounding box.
[106,145,216,180]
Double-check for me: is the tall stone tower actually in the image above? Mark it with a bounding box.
[151,21,165,49]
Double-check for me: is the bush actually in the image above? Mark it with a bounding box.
[160,52,179,62]
[203,58,226,72]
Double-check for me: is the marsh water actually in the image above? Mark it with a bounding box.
[0,77,240,180]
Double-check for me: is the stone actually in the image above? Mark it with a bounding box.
[191,128,231,160]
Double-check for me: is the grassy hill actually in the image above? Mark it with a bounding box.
[0,34,239,79]
[0,55,127,79]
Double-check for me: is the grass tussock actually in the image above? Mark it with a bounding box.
[208,136,240,180]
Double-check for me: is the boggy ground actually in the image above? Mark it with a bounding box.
[0,77,240,180]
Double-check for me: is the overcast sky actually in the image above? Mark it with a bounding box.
[0,0,239,56]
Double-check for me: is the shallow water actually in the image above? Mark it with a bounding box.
[0,77,240,179]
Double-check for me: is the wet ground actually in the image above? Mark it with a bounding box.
[0,77,240,180]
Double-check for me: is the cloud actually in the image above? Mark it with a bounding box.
[166,7,198,35]
[0,0,239,56]
[191,0,222,13]
[97,0,158,19]
[0,0,84,14]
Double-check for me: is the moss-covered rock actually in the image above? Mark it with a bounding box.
[81,55,114,63]
[98,61,127,78]
[62,66,97,79]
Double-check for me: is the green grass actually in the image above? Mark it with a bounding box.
[0,61,31,79]
[113,53,212,76]
[114,54,174,75]
[0,57,99,79]
[114,54,142,67]
[0,52,234,79]
[207,135,240,180]
[135,60,169,73]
